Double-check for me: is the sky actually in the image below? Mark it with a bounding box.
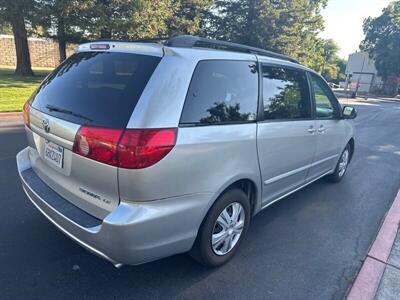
[320,0,394,59]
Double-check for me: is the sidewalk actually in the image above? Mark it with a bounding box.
[338,97,400,107]
[348,191,400,300]
[375,232,400,299]
[334,89,400,101]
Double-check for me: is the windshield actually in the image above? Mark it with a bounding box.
[30,51,161,128]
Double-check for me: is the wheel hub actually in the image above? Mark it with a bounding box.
[211,202,245,256]
[338,149,349,177]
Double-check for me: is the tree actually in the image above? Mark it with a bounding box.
[206,1,352,82]
[206,0,256,43]
[29,0,212,62]
[0,22,12,34]
[80,0,212,40]
[361,1,400,95]
[127,0,174,39]
[0,0,34,75]
[335,57,347,83]
[128,0,213,38]
[36,0,91,62]
[85,0,141,39]
[317,39,346,83]
[170,0,214,35]
[207,0,328,68]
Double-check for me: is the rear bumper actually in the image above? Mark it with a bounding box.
[17,147,212,266]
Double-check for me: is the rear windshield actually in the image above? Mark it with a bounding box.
[30,52,161,128]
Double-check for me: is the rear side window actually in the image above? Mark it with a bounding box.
[262,66,311,120]
[180,60,258,125]
[30,52,161,128]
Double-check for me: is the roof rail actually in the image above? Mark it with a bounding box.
[165,35,299,64]
[92,37,168,43]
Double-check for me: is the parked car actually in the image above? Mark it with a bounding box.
[17,36,357,267]
[328,82,340,89]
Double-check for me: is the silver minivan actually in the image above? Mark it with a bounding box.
[17,36,357,267]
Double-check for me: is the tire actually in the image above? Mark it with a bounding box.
[326,144,351,182]
[189,188,251,267]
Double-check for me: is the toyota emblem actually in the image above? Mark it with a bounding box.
[42,119,50,133]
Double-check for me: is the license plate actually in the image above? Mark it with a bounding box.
[44,140,64,168]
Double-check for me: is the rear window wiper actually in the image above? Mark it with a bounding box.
[46,105,93,122]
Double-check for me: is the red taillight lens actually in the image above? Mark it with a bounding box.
[73,127,177,169]
[23,101,31,128]
[73,127,123,166]
[118,128,177,169]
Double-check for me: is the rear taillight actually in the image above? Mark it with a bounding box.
[73,127,177,169]
[23,101,31,128]
[73,127,122,166]
[118,128,177,169]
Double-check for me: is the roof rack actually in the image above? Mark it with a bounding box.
[165,35,299,64]
[92,37,168,43]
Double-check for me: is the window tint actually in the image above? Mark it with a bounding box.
[180,60,258,125]
[310,74,339,119]
[262,66,311,120]
[30,52,160,128]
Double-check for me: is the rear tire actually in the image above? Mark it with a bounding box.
[326,144,351,182]
[189,188,251,267]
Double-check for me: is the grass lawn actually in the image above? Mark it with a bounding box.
[0,66,52,112]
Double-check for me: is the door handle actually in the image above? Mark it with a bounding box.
[318,126,326,133]
[307,126,316,134]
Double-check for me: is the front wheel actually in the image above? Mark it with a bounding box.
[327,144,351,182]
[189,188,251,267]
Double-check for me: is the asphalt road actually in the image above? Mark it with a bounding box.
[1,99,400,300]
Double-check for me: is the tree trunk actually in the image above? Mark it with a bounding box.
[11,14,33,76]
[387,76,399,96]
[244,0,258,46]
[382,76,387,94]
[99,0,112,38]
[100,28,112,39]
[395,77,400,97]
[382,76,396,96]
[57,19,67,63]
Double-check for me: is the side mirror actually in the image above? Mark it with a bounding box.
[342,106,357,119]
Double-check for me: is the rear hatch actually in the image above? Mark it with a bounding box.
[25,49,161,219]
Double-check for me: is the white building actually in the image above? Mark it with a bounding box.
[344,52,383,94]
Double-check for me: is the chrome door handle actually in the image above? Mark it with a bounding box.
[307,127,316,134]
[318,126,326,133]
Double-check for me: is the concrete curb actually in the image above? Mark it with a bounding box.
[0,112,22,118]
[347,190,400,299]
[0,112,23,127]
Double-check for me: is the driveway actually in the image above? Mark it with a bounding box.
[1,99,400,299]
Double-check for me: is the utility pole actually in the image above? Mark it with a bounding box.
[354,54,366,97]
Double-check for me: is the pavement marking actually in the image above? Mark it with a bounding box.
[347,190,400,300]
